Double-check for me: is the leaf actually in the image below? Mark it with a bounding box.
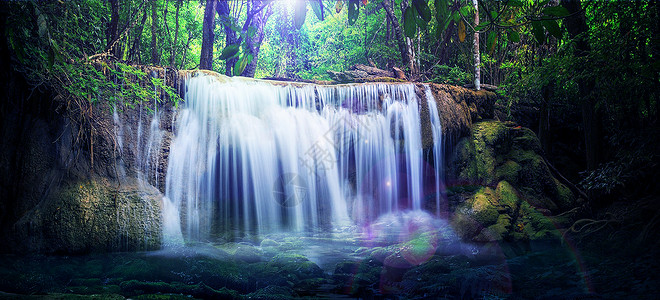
[458,20,466,42]
[507,30,520,43]
[247,26,257,38]
[218,44,240,60]
[459,5,471,18]
[452,10,461,22]
[487,31,497,53]
[434,0,448,22]
[531,20,545,44]
[413,0,431,22]
[542,6,570,17]
[542,19,561,38]
[348,0,359,25]
[310,0,324,21]
[336,0,343,13]
[7,28,26,64]
[293,0,307,29]
[403,7,417,38]
[474,22,490,31]
[234,54,253,76]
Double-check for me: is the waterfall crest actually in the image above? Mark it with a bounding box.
[163,74,445,243]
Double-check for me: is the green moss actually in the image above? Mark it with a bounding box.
[518,201,560,240]
[268,254,323,280]
[469,187,499,225]
[495,160,521,185]
[513,127,543,154]
[554,179,576,211]
[495,181,520,212]
[473,121,509,147]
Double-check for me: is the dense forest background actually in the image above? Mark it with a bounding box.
[1,0,658,208]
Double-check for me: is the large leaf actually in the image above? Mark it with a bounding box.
[234,54,253,76]
[310,0,324,21]
[403,6,417,38]
[348,0,360,25]
[531,20,545,44]
[542,19,562,38]
[293,0,307,29]
[452,10,461,22]
[542,6,570,17]
[218,44,240,60]
[474,21,490,31]
[413,0,432,22]
[507,29,520,43]
[487,31,497,53]
[458,20,466,42]
[459,5,471,18]
[434,0,448,22]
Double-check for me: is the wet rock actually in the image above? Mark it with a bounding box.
[448,121,576,242]
[268,253,324,281]
[11,178,162,254]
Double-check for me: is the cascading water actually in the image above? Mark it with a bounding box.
[425,85,445,215]
[162,73,445,244]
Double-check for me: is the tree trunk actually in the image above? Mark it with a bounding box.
[106,0,120,57]
[401,0,416,76]
[170,0,181,66]
[200,0,217,70]
[129,9,148,63]
[381,0,411,72]
[563,1,599,170]
[150,0,160,65]
[472,0,480,90]
[241,0,273,77]
[539,82,553,154]
[216,0,237,75]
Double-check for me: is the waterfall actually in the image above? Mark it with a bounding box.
[424,85,444,215]
[162,73,445,243]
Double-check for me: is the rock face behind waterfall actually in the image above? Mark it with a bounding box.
[0,67,176,253]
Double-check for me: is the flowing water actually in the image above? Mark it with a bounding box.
[162,74,445,244]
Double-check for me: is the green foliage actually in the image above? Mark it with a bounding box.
[4,0,183,112]
[428,65,471,85]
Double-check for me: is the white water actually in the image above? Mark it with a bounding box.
[162,74,444,243]
[425,85,445,215]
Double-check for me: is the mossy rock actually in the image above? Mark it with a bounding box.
[448,120,576,219]
[495,181,520,212]
[495,160,521,185]
[12,178,162,254]
[247,285,297,300]
[268,254,324,281]
[451,180,562,242]
[463,187,499,226]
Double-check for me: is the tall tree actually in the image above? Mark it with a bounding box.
[381,0,412,74]
[106,0,120,57]
[472,0,480,90]
[151,0,160,64]
[563,0,599,170]
[241,0,273,77]
[200,0,217,70]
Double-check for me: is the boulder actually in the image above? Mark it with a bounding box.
[11,178,163,253]
[448,120,576,242]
